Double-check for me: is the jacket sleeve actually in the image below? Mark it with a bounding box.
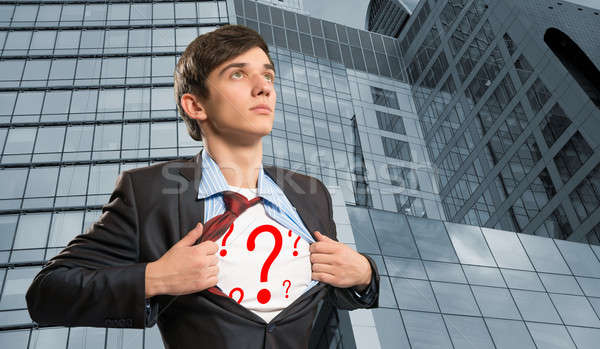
[25,170,153,328]
[318,180,379,310]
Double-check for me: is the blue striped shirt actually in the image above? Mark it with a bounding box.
[197,148,319,293]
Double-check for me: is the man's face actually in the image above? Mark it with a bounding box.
[197,46,276,143]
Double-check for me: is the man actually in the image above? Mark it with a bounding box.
[26,25,379,348]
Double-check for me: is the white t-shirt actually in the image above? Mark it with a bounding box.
[215,185,312,323]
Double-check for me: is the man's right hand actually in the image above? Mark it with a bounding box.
[145,222,219,298]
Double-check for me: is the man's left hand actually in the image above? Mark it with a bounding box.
[310,231,372,290]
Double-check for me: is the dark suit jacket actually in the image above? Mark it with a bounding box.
[26,150,380,349]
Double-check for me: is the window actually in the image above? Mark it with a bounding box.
[107,4,129,24]
[152,28,175,52]
[61,5,84,24]
[382,136,411,161]
[526,78,551,114]
[86,165,118,196]
[4,128,36,154]
[150,122,177,148]
[13,5,38,24]
[104,30,128,53]
[49,59,76,83]
[25,167,59,198]
[37,5,61,24]
[93,124,122,151]
[55,30,80,54]
[370,86,399,108]
[84,4,107,25]
[34,126,65,153]
[30,31,56,53]
[56,165,89,196]
[130,4,151,25]
[101,57,126,83]
[570,162,600,221]
[151,87,174,110]
[539,104,571,148]
[0,61,24,83]
[69,90,98,117]
[122,123,149,149]
[5,32,31,54]
[153,3,174,22]
[394,194,426,217]
[0,168,28,199]
[48,211,84,247]
[553,131,593,183]
[176,27,197,49]
[97,89,124,113]
[388,165,419,190]
[0,92,16,116]
[64,126,93,152]
[79,30,104,54]
[175,3,196,22]
[14,213,51,249]
[75,58,102,82]
[128,29,151,52]
[14,91,44,116]
[377,111,406,134]
[124,88,150,113]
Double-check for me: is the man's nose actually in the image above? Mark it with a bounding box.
[251,75,272,97]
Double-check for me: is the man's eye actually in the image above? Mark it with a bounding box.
[264,73,275,82]
[231,71,244,79]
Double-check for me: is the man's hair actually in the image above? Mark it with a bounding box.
[174,25,274,141]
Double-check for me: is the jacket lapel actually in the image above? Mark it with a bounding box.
[176,150,205,240]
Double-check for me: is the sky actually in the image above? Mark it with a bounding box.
[302,0,372,30]
[568,0,600,9]
[302,0,600,30]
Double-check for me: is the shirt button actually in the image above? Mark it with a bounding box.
[267,324,276,332]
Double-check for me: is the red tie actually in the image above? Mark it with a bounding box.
[195,190,262,296]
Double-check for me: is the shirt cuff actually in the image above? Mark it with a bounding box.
[350,269,376,303]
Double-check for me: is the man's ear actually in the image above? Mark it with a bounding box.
[181,93,207,122]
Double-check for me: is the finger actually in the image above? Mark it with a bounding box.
[312,272,335,284]
[310,252,337,265]
[314,231,333,242]
[311,263,335,274]
[197,241,219,255]
[205,254,218,266]
[309,242,338,254]
[205,264,219,275]
[179,222,204,246]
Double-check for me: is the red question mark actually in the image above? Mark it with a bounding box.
[229,287,244,303]
[282,280,291,298]
[247,224,282,304]
[292,236,300,256]
[220,223,235,257]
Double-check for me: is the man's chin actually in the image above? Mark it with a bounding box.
[222,129,273,145]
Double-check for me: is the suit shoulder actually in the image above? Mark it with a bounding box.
[264,165,329,197]
[124,156,193,178]
[265,165,316,182]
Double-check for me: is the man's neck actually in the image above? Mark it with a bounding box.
[204,137,262,189]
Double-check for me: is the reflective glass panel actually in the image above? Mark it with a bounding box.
[445,222,495,267]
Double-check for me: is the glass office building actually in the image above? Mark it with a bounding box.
[365,0,411,38]
[400,0,600,244]
[1,0,600,348]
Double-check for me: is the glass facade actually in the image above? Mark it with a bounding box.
[1,0,600,347]
[365,0,410,38]
[400,0,600,244]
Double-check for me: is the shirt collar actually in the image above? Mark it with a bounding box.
[197,148,283,207]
